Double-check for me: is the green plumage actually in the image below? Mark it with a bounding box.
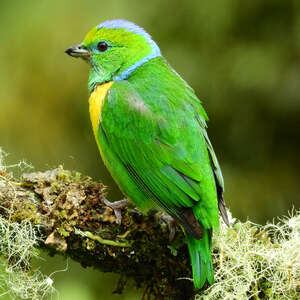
[66,19,228,289]
[100,57,218,288]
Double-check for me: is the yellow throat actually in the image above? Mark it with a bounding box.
[89,81,114,136]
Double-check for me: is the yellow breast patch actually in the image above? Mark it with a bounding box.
[89,81,114,136]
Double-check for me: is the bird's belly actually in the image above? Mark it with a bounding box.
[88,81,154,212]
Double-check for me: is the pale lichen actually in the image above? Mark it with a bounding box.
[0,217,55,300]
[0,149,55,299]
[196,211,300,300]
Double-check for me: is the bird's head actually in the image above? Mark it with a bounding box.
[66,20,161,92]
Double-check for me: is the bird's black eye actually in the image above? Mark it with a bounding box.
[97,41,108,52]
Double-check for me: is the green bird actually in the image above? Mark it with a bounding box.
[66,19,228,289]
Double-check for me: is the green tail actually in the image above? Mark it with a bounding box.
[186,229,214,289]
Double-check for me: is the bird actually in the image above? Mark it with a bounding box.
[65,19,228,289]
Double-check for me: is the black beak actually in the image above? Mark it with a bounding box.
[65,44,90,58]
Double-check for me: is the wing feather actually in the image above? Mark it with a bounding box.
[100,58,223,231]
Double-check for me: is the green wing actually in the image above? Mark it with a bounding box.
[100,57,221,232]
[202,130,229,225]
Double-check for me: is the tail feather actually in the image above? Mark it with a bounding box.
[186,229,213,289]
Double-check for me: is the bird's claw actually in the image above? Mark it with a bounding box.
[159,213,177,241]
[100,196,130,225]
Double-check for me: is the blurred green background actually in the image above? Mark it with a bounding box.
[1,0,299,299]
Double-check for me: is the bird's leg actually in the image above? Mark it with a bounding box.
[99,195,130,225]
[158,212,178,241]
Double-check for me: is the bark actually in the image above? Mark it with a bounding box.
[1,166,298,300]
[0,166,195,300]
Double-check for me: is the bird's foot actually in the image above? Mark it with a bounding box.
[159,212,178,241]
[100,196,130,225]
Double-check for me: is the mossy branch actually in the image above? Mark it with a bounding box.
[0,150,299,300]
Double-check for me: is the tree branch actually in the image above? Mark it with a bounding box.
[0,166,194,299]
[0,156,299,300]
